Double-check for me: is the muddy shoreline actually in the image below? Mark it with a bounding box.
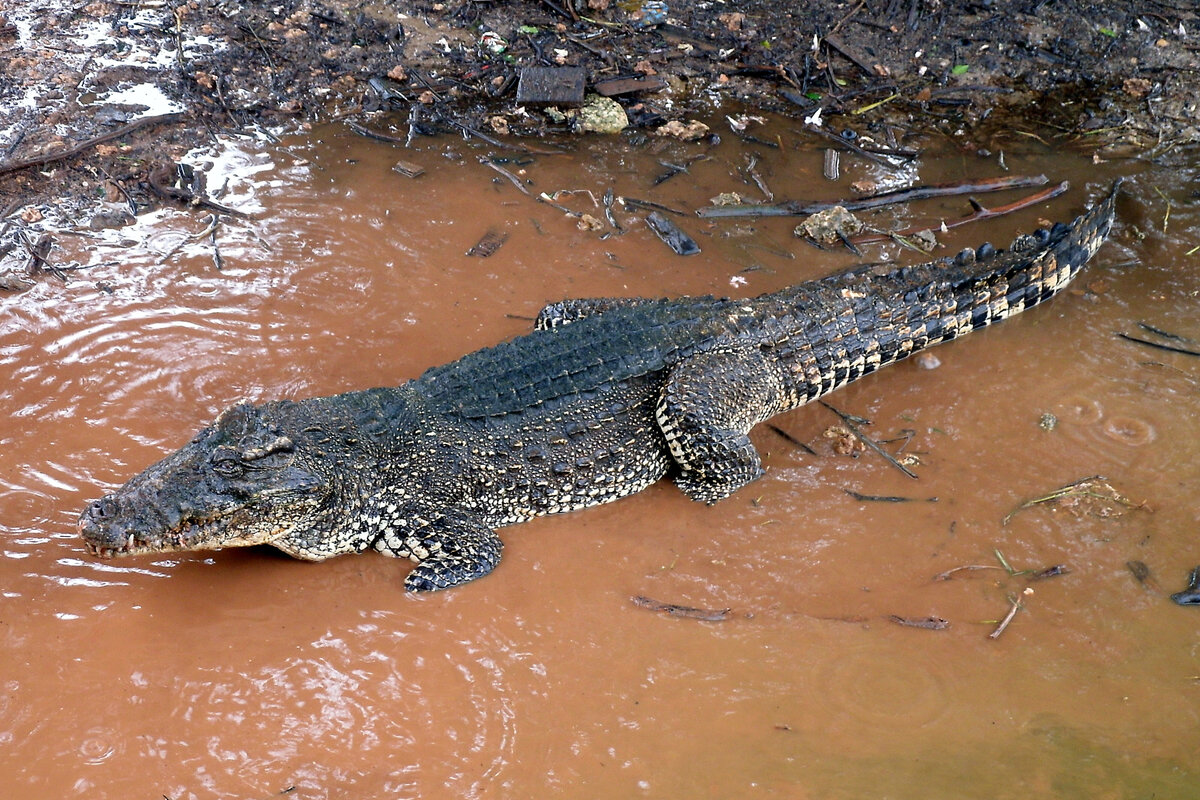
[1,0,1197,245]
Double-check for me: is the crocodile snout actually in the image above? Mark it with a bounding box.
[78,495,131,558]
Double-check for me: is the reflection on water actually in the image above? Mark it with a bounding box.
[1,119,1198,797]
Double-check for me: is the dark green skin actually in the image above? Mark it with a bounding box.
[78,183,1120,591]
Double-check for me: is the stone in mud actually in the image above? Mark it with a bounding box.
[795,205,863,245]
[571,94,628,134]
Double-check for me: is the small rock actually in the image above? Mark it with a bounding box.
[0,272,34,292]
[576,214,604,231]
[710,192,745,206]
[655,119,709,140]
[914,352,941,370]
[1039,412,1058,431]
[87,203,135,230]
[572,94,628,134]
[795,205,862,245]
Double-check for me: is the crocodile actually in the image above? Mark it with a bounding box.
[78,182,1120,591]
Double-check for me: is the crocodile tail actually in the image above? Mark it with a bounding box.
[837,179,1122,355]
[920,178,1121,343]
[760,181,1121,406]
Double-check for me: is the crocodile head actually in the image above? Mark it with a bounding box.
[79,402,331,559]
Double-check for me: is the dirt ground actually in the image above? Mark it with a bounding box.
[1,0,1197,249]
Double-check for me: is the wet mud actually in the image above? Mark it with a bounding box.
[2,109,1199,797]
[2,0,1199,229]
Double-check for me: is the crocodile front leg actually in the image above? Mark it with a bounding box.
[656,345,786,504]
[374,509,504,591]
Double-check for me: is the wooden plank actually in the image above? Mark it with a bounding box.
[515,66,587,107]
[592,75,668,97]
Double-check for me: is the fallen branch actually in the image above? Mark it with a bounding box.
[0,112,185,176]
[852,182,1070,245]
[697,173,1050,219]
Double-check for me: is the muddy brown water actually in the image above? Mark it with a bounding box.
[2,118,1198,798]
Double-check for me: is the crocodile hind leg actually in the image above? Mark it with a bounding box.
[375,509,504,591]
[657,346,785,504]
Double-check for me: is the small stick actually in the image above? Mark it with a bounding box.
[804,123,903,170]
[346,121,407,144]
[210,217,223,271]
[933,564,1006,581]
[1137,322,1197,345]
[1116,332,1200,357]
[482,158,532,196]
[844,490,935,503]
[820,400,918,479]
[621,197,687,216]
[988,595,1023,639]
[767,424,816,455]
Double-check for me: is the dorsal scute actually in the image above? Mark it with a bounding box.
[416,295,732,417]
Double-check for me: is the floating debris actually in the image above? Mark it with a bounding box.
[1002,475,1147,525]
[391,160,425,178]
[466,230,508,258]
[820,402,918,479]
[655,119,710,140]
[844,490,937,503]
[934,550,1068,582]
[888,615,950,630]
[632,595,730,621]
[645,211,700,255]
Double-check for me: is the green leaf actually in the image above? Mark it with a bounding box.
[761,40,772,50]
[1099,27,1117,37]
[951,64,970,75]
[805,91,822,101]
[518,24,539,34]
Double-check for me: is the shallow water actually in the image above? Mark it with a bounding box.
[2,116,1198,798]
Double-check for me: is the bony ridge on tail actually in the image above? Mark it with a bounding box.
[79,181,1122,591]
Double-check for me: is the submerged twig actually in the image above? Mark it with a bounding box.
[1117,332,1200,357]
[767,423,816,455]
[482,158,533,196]
[844,489,936,503]
[631,595,730,622]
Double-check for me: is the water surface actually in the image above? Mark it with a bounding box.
[2,117,1198,798]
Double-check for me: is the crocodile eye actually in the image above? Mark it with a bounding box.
[212,454,243,476]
